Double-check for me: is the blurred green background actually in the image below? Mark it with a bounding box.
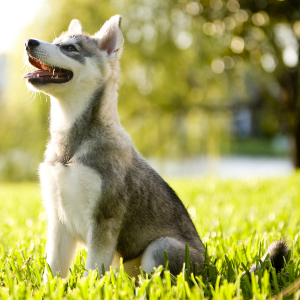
[1,0,300,181]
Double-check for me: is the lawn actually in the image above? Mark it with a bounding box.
[0,174,299,299]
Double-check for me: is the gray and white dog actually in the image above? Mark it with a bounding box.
[23,15,288,280]
[23,15,205,279]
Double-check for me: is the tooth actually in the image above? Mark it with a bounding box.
[51,76,54,79]
[56,75,58,79]
[37,74,39,78]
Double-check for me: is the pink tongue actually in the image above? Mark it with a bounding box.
[22,70,67,79]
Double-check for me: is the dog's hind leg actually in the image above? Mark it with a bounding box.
[141,237,204,276]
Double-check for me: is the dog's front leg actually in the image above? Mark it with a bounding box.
[84,218,120,276]
[43,220,77,281]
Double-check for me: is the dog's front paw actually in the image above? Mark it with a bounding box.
[43,263,55,283]
[43,267,49,283]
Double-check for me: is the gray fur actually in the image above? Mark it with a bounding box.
[54,35,100,64]
[143,237,203,275]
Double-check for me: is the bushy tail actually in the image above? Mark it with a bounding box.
[249,240,289,273]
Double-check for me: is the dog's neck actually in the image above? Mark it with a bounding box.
[44,61,132,163]
[49,62,121,135]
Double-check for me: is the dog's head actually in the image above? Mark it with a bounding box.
[22,15,123,98]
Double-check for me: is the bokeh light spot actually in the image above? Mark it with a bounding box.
[235,10,248,23]
[261,54,276,72]
[223,56,234,69]
[233,56,244,68]
[127,28,142,43]
[293,21,300,38]
[283,46,298,68]
[211,59,225,74]
[186,2,201,15]
[227,0,240,12]
[175,31,193,49]
[137,6,152,21]
[142,24,156,41]
[231,36,244,53]
[252,11,269,26]
[203,22,216,35]
[214,20,225,35]
[26,219,33,227]
[251,27,265,41]
[210,0,223,10]
[224,16,236,30]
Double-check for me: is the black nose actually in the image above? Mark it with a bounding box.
[25,39,40,50]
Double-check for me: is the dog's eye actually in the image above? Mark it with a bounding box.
[63,45,77,52]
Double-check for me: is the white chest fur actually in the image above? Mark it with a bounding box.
[39,162,102,243]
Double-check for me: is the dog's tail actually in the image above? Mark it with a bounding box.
[249,240,289,273]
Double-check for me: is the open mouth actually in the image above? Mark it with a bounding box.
[22,56,73,84]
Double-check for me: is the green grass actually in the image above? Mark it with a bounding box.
[226,138,290,157]
[0,174,300,299]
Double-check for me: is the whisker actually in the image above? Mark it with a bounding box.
[50,26,57,41]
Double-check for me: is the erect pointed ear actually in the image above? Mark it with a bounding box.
[93,15,124,58]
[68,19,83,35]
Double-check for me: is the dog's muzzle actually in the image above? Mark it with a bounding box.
[25,39,40,51]
[22,40,73,84]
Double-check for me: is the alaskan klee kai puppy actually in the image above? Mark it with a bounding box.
[23,15,288,280]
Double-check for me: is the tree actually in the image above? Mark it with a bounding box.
[198,0,300,166]
[2,0,300,180]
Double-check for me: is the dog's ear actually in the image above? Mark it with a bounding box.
[94,15,123,59]
[68,19,83,35]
